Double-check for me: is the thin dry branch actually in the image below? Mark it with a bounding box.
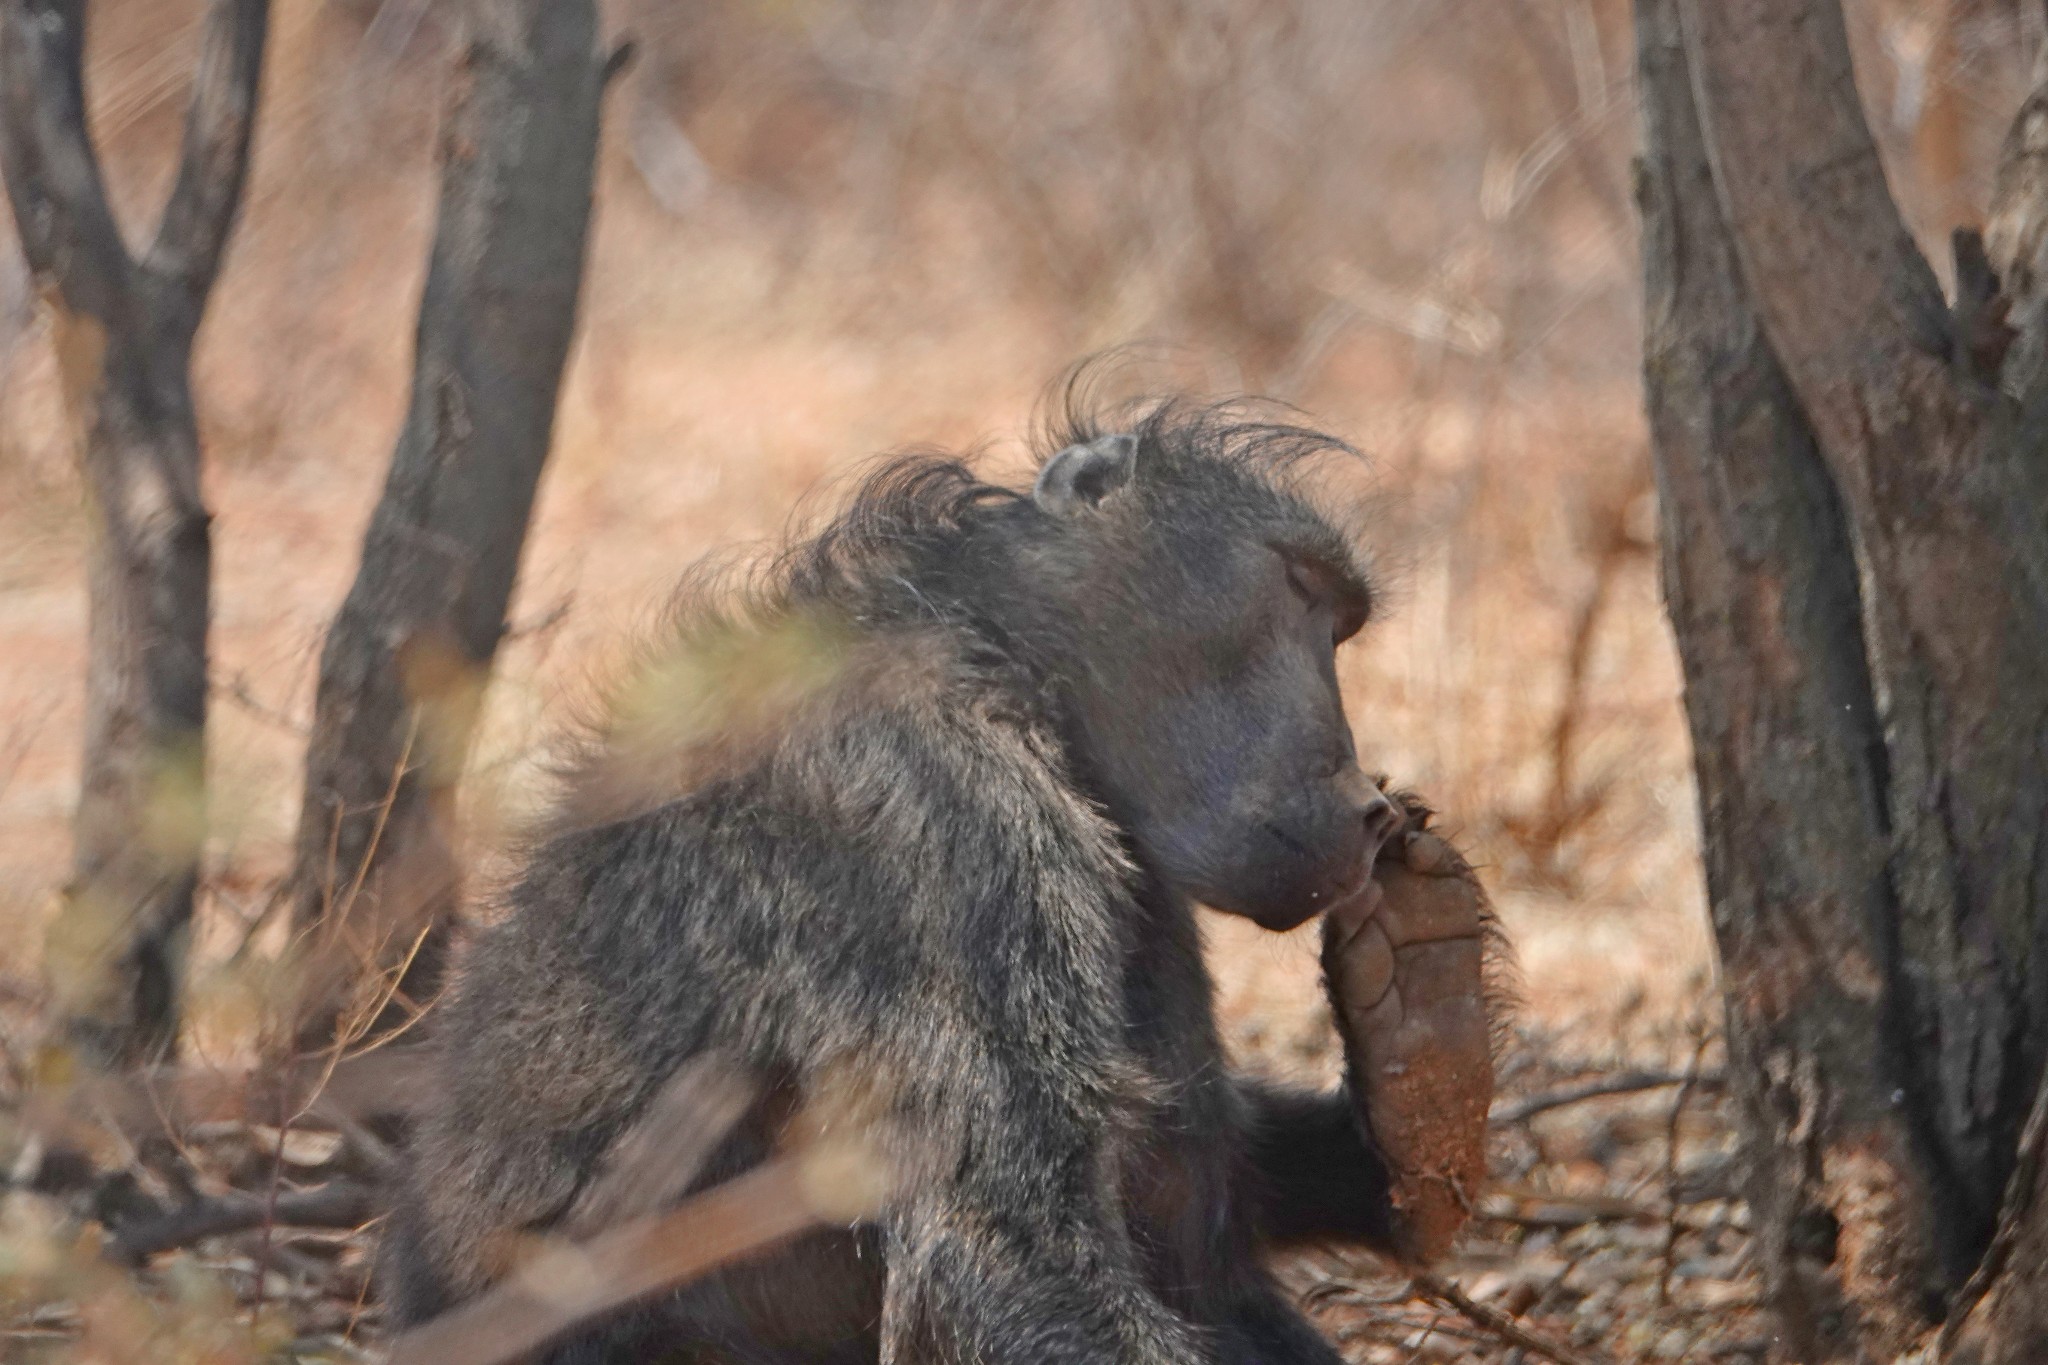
[562,1056,759,1238]
[1657,1030,1713,1306]
[1491,1068,1724,1125]
[23,1045,432,1160]
[385,1052,889,1365]
[104,1180,375,1266]
[1411,1271,1604,1365]
[384,1160,824,1365]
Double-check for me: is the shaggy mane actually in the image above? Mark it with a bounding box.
[539,389,1368,836]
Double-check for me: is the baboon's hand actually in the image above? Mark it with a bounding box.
[1321,791,1494,1266]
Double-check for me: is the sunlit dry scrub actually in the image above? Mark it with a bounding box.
[0,0,2041,1360]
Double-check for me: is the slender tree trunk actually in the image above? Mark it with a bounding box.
[286,0,613,1045]
[1640,0,2048,1358]
[0,0,267,1066]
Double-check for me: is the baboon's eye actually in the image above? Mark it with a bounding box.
[1284,559,1329,607]
[1281,556,1356,646]
[1279,550,1369,646]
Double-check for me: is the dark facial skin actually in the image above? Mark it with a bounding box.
[1020,436,1400,931]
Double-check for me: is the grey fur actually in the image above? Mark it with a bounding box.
[386,396,1409,1364]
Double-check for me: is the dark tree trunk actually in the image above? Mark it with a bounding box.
[1639,1,2048,1359]
[0,0,267,1067]
[286,0,612,1044]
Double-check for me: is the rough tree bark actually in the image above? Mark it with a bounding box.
[285,0,613,1044]
[1640,0,2048,1359]
[0,0,267,1066]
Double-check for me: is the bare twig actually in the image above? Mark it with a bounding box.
[563,1056,758,1238]
[1401,1310,1443,1361]
[1658,1028,1713,1306]
[23,1046,433,1165]
[1503,0,1633,235]
[307,1100,399,1186]
[1490,1068,1724,1125]
[386,1049,896,1365]
[1411,1272,1604,1365]
[214,672,306,735]
[104,1180,375,1266]
[247,1083,291,1326]
[501,594,576,643]
[385,1160,824,1365]
[1522,464,1652,871]
[1480,1198,1656,1230]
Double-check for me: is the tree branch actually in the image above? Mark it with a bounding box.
[561,1056,757,1239]
[0,0,135,320]
[1489,1068,1724,1126]
[103,1180,375,1266]
[1678,0,1960,449]
[1411,1272,1598,1365]
[145,0,269,316]
[386,1161,822,1365]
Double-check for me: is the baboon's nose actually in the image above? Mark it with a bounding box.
[1357,789,1402,870]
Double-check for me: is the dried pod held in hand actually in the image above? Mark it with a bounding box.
[1321,787,1506,1265]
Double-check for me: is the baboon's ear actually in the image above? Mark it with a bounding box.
[1033,433,1137,516]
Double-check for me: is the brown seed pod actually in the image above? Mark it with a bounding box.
[1321,790,1498,1266]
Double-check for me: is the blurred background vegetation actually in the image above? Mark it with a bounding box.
[5,0,2037,1030]
[0,1,2042,1359]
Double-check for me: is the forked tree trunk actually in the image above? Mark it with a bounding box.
[286,0,613,1045]
[0,0,267,1066]
[1638,0,2048,1359]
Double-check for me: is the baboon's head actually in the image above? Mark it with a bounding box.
[1007,410,1396,932]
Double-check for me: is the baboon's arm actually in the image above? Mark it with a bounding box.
[1236,1079,1401,1252]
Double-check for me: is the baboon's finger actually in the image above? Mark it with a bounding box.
[1398,829,1458,877]
[1373,862,1484,947]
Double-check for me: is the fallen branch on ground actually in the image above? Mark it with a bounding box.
[1412,1271,1605,1365]
[1491,1068,1725,1125]
[104,1181,376,1266]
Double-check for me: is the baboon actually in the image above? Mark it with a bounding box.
[384,397,1503,1364]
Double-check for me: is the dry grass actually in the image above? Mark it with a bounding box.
[1,0,2041,1359]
